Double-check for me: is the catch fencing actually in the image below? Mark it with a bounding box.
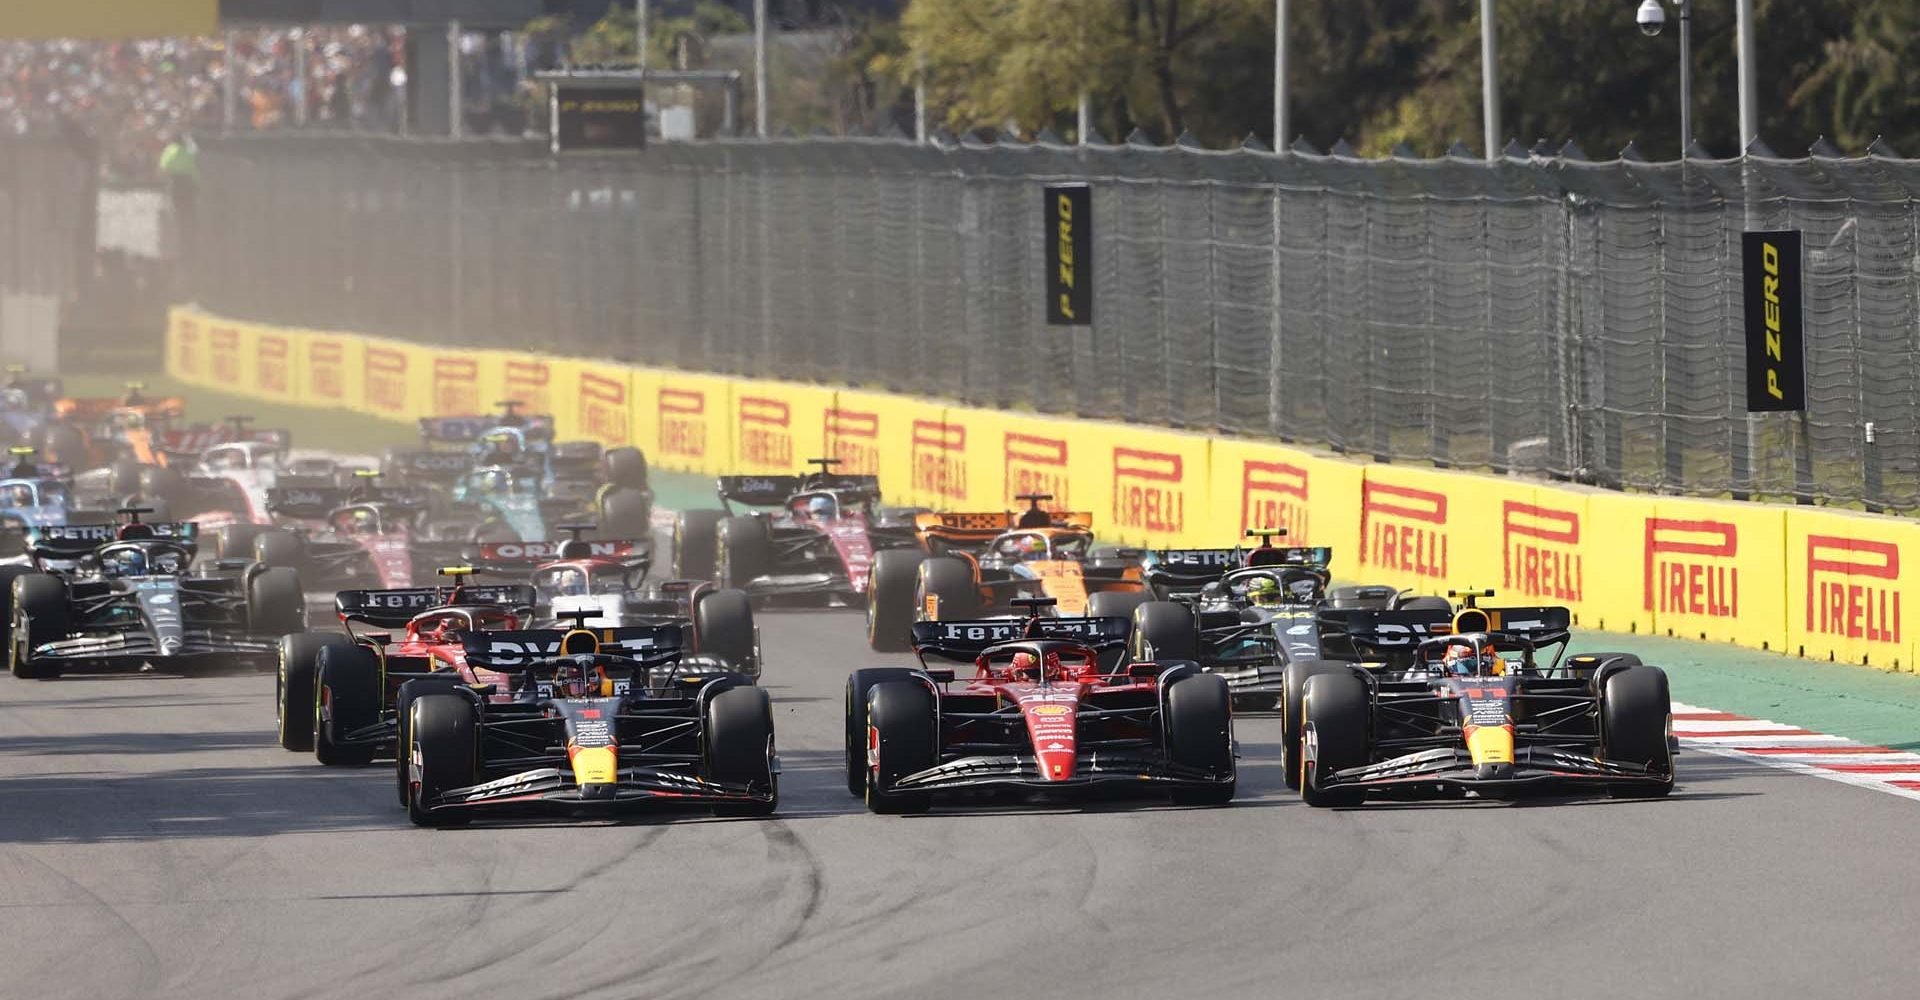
[189,134,1920,509]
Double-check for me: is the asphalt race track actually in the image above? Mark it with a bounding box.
[5,610,1920,999]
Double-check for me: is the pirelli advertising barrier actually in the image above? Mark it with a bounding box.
[167,306,1918,672]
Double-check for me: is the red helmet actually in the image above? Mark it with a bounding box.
[1010,651,1039,677]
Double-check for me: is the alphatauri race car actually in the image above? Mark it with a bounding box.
[846,598,1236,813]
[7,509,305,678]
[401,622,776,826]
[1295,596,1674,805]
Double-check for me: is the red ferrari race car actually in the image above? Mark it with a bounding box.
[237,475,469,590]
[845,598,1237,813]
[673,458,920,607]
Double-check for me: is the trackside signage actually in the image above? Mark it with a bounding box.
[1044,184,1092,325]
[504,359,551,415]
[658,388,707,462]
[364,346,409,415]
[1006,433,1070,509]
[209,326,241,385]
[1360,481,1448,580]
[824,408,880,475]
[911,420,967,502]
[307,339,345,401]
[1112,448,1183,535]
[1744,230,1806,412]
[1806,535,1900,646]
[738,395,793,469]
[256,334,290,396]
[1503,501,1582,602]
[173,314,202,378]
[579,370,630,446]
[1644,518,1738,619]
[1240,460,1309,542]
[433,356,480,417]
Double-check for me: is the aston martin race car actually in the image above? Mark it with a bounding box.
[401,623,777,825]
[846,597,1236,812]
[1295,598,1674,805]
[673,459,921,606]
[7,510,305,679]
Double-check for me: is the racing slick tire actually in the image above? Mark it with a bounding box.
[277,632,346,752]
[470,519,520,544]
[866,549,927,652]
[706,685,779,817]
[395,676,465,806]
[717,516,772,591]
[603,446,650,491]
[1300,672,1370,807]
[674,509,728,581]
[0,563,34,649]
[916,557,978,620]
[1566,651,1642,683]
[1130,601,1200,663]
[1601,665,1675,799]
[1394,595,1453,613]
[694,588,757,673]
[10,573,67,679]
[1165,673,1236,806]
[215,523,270,561]
[314,642,381,766]
[597,486,652,540]
[844,667,922,796]
[1282,661,1353,790]
[865,681,936,815]
[1087,590,1152,625]
[252,529,306,571]
[406,694,478,828]
[246,565,306,638]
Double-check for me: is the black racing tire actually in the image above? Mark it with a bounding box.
[277,632,346,752]
[216,523,270,561]
[1281,660,1353,790]
[694,588,757,673]
[1300,672,1371,807]
[706,685,778,817]
[674,509,728,581]
[717,516,772,591]
[1395,595,1453,613]
[406,694,478,827]
[314,642,381,766]
[1165,673,1236,805]
[1130,601,1200,663]
[1086,589,1152,624]
[597,486,653,540]
[1602,665,1675,799]
[470,519,520,544]
[844,667,922,796]
[247,565,306,637]
[252,528,306,570]
[1566,651,1643,683]
[916,557,978,620]
[395,676,464,806]
[865,681,936,815]
[42,423,85,467]
[10,573,67,680]
[865,548,927,652]
[0,564,34,651]
[603,446,650,492]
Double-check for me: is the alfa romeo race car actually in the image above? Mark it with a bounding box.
[673,459,920,606]
[1295,598,1675,804]
[7,510,305,679]
[237,478,469,589]
[401,624,776,825]
[846,597,1236,813]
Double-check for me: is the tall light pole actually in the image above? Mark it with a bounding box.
[1273,0,1288,148]
[1638,0,1756,155]
[1480,0,1499,160]
[753,0,768,137]
[637,0,649,72]
[1734,0,1756,148]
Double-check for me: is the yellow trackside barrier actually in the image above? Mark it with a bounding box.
[1786,507,1914,670]
[163,306,1920,670]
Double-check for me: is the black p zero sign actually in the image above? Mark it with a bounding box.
[1044,184,1092,325]
[551,85,646,152]
[1743,230,1805,412]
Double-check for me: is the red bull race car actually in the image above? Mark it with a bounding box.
[845,598,1236,813]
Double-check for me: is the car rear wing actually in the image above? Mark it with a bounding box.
[1141,548,1240,589]
[386,449,471,483]
[56,396,186,423]
[27,521,198,559]
[266,485,347,520]
[6,375,63,404]
[474,538,650,566]
[458,624,683,670]
[419,414,554,443]
[158,426,292,455]
[909,616,1131,662]
[334,583,537,628]
[1331,605,1573,654]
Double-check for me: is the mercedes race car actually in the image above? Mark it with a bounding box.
[1295,598,1675,805]
[401,623,776,825]
[673,459,921,606]
[846,598,1236,813]
[6,510,305,679]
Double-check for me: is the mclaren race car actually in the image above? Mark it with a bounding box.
[1296,597,1675,805]
[401,623,776,825]
[7,509,305,678]
[846,598,1236,813]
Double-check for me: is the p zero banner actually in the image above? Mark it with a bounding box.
[1044,184,1092,326]
[1744,230,1805,412]
[550,85,646,153]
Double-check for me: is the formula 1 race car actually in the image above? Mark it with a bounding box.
[845,598,1236,813]
[1295,598,1674,805]
[673,459,920,606]
[7,509,305,678]
[401,623,776,825]
[237,477,469,589]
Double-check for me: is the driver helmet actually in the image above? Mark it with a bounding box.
[1010,650,1040,679]
[1442,643,1498,677]
[1246,576,1283,607]
[805,495,834,520]
[1,484,31,507]
[553,656,594,698]
[348,508,377,533]
[103,547,148,577]
[1,388,25,409]
[1014,534,1047,559]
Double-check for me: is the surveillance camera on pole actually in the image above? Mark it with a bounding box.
[1637,0,1665,37]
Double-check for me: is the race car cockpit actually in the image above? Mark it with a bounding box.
[96,540,191,579]
[987,530,1091,563]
